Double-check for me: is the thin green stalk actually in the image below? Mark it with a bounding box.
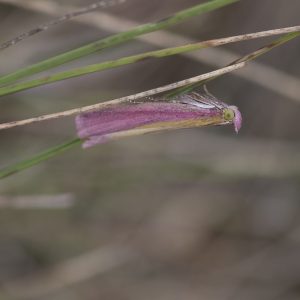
[0,138,81,179]
[0,0,238,86]
[0,42,214,97]
[167,31,300,96]
[1,27,299,97]
[1,32,298,180]
[232,31,300,63]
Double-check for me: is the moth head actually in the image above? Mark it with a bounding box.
[223,106,242,133]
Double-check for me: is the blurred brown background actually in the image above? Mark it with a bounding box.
[0,0,300,299]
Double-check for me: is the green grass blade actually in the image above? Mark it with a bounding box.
[167,31,300,96]
[0,40,225,97]
[232,31,300,63]
[0,138,81,179]
[0,0,238,86]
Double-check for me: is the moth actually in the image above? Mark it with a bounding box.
[75,92,242,148]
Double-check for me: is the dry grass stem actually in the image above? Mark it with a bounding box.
[0,194,75,209]
[0,0,126,50]
[0,62,245,131]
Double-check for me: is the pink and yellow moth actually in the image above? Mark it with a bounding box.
[75,92,242,148]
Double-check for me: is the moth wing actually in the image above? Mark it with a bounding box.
[126,92,228,110]
[140,93,216,109]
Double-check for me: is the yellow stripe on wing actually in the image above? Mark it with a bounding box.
[138,116,225,129]
[107,116,225,141]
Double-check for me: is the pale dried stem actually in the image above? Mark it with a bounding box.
[0,0,126,50]
[0,62,245,130]
[0,193,74,208]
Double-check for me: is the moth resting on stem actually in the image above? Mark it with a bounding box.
[76,91,242,148]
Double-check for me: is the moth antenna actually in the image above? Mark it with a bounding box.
[203,84,215,98]
[201,85,226,110]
